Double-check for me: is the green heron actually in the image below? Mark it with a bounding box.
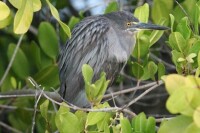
[58,11,168,107]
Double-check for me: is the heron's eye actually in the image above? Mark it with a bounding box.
[127,22,131,26]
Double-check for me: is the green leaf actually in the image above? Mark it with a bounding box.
[186,53,197,63]
[169,32,187,53]
[185,123,200,133]
[10,77,17,88]
[171,50,184,66]
[176,17,191,40]
[193,4,200,34]
[0,11,12,29]
[75,111,87,131]
[104,1,118,14]
[189,41,200,55]
[145,117,156,133]
[148,61,157,80]
[33,65,60,88]
[198,51,200,67]
[55,103,81,133]
[82,64,94,83]
[40,100,49,121]
[131,62,144,79]
[14,0,33,34]
[38,22,59,59]
[158,115,193,133]
[134,3,149,23]
[87,111,106,126]
[133,35,150,58]
[8,0,41,12]
[7,43,30,79]
[0,1,10,21]
[46,0,71,38]
[169,14,175,32]
[151,0,173,24]
[164,74,187,95]
[68,16,80,29]
[149,18,167,46]
[166,88,191,114]
[193,106,200,128]
[133,112,147,133]
[120,118,132,133]
[158,63,165,80]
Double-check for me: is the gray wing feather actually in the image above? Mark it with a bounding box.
[58,16,123,106]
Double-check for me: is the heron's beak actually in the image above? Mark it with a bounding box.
[128,22,170,31]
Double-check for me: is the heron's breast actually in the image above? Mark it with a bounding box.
[107,28,136,63]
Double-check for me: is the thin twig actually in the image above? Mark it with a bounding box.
[103,81,162,99]
[156,117,173,123]
[124,82,163,108]
[174,0,195,32]
[0,121,23,133]
[0,34,24,87]
[0,104,55,113]
[31,89,44,133]
[150,53,176,69]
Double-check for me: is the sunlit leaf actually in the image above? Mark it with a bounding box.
[121,118,132,133]
[9,0,41,12]
[40,100,49,121]
[158,115,193,133]
[134,3,149,23]
[169,14,175,32]
[193,106,200,128]
[0,11,12,29]
[185,123,200,133]
[13,0,33,34]
[87,111,106,126]
[82,64,93,83]
[46,0,71,38]
[0,1,10,21]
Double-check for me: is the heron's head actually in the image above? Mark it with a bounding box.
[105,11,169,33]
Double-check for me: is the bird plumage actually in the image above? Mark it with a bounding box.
[58,11,138,107]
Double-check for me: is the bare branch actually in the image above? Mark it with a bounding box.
[31,89,44,133]
[103,81,162,99]
[0,34,24,87]
[123,81,164,108]
[0,121,23,133]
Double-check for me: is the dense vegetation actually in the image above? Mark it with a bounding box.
[0,0,200,132]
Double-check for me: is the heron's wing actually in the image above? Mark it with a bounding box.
[58,16,122,106]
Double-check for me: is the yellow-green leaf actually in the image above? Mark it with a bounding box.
[193,106,200,128]
[14,0,33,34]
[0,1,10,21]
[164,74,186,94]
[0,11,12,29]
[8,0,41,12]
[46,0,71,38]
[134,3,149,23]
[40,100,49,121]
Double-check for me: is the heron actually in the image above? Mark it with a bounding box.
[58,11,168,107]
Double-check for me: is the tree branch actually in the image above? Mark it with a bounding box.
[0,34,24,87]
